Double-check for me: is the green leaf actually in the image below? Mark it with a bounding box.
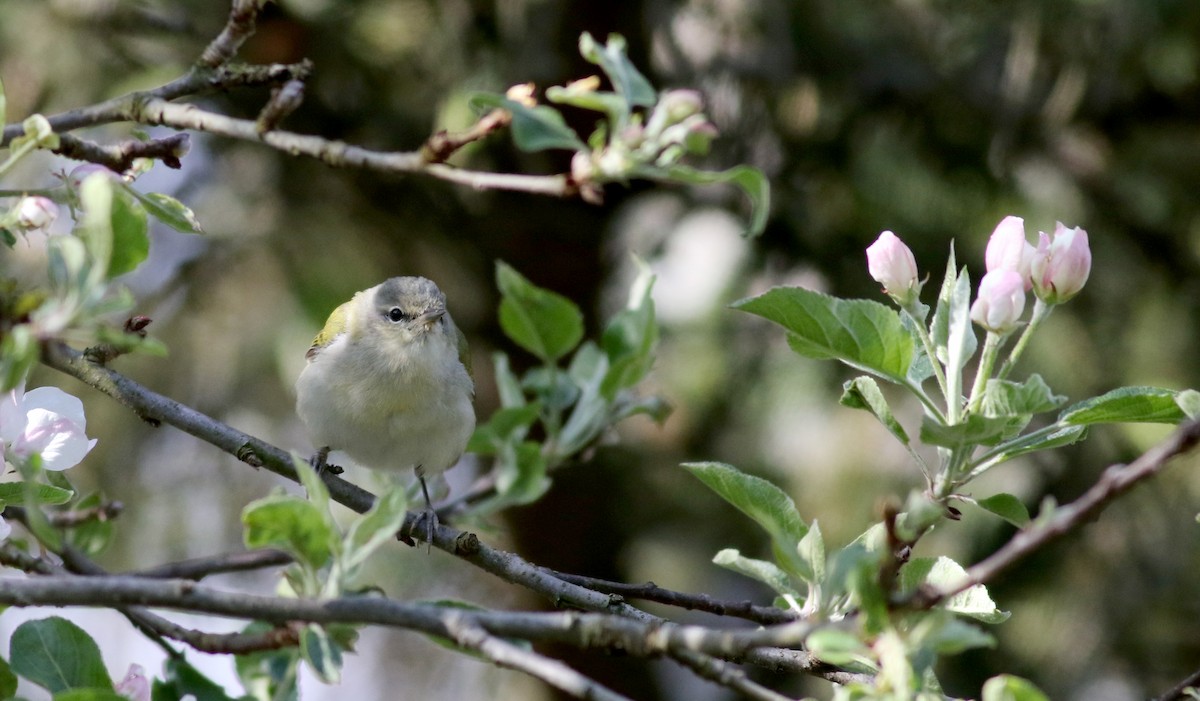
[469,93,586,152]
[495,440,550,503]
[0,324,38,391]
[975,493,1030,527]
[734,287,913,383]
[684,462,811,580]
[920,414,1022,449]
[467,403,541,455]
[0,655,17,699]
[804,629,869,667]
[234,622,300,701]
[1060,386,1191,425]
[900,557,1009,624]
[129,191,203,234]
[0,482,73,506]
[0,75,6,127]
[158,656,240,701]
[491,353,525,408]
[840,376,909,445]
[1176,389,1200,419]
[242,495,336,570]
[545,85,629,123]
[981,675,1050,701]
[300,625,342,684]
[10,617,112,693]
[600,260,658,398]
[797,520,826,587]
[495,261,584,363]
[556,342,611,456]
[974,424,1087,469]
[292,454,330,517]
[651,164,770,237]
[934,260,976,397]
[78,175,116,279]
[577,33,656,107]
[342,486,408,573]
[982,375,1066,417]
[712,549,802,599]
[64,492,113,556]
[108,189,149,277]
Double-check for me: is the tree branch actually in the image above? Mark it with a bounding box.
[912,419,1200,608]
[39,342,855,691]
[131,548,293,580]
[52,133,191,172]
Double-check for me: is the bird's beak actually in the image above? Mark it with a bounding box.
[418,307,446,330]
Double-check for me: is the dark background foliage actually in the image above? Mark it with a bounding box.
[3,1,1200,699]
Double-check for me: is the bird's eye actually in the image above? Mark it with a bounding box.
[387,307,408,322]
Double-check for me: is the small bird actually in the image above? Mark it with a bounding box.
[295,276,475,546]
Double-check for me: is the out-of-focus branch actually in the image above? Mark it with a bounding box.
[197,0,267,68]
[545,569,796,625]
[53,133,191,172]
[40,342,849,691]
[0,541,298,655]
[421,108,512,164]
[911,420,1200,608]
[131,548,293,580]
[1155,666,1200,701]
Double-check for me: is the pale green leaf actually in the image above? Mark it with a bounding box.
[469,93,585,152]
[976,493,1030,527]
[496,261,584,363]
[920,414,1022,449]
[734,287,913,383]
[712,549,801,599]
[342,486,408,572]
[840,376,909,445]
[0,482,73,506]
[108,190,149,277]
[1060,386,1190,425]
[300,625,342,684]
[652,164,770,237]
[242,495,336,570]
[981,675,1050,701]
[900,557,1009,624]
[982,375,1066,417]
[684,462,810,580]
[577,32,656,106]
[130,190,204,234]
[804,629,869,666]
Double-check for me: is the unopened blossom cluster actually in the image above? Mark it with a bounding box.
[0,383,97,539]
[867,216,1092,334]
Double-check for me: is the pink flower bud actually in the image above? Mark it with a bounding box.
[866,231,920,305]
[970,270,1026,334]
[984,215,1035,289]
[14,196,58,231]
[115,664,150,701]
[67,163,120,191]
[1030,223,1091,304]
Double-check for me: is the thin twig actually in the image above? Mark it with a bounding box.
[197,0,265,68]
[421,109,513,164]
[444,616,632,701]
[53,133,191,171]
[912,420,1200,608]
[545,569,796,625]
[131,548,293,580]
[1155,665,1200,701]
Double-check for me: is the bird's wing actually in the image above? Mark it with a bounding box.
[455,325,473,381]
[306,300,353,360]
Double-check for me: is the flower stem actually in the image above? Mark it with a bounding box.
[996,298,1052,381]
[905,307,951,413]
[966,332,1004,415]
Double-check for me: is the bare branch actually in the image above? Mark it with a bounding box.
[912,420,1200,608]
[1155,666,1200,701]
[444,617,632,701]
[53,133,191,172]
[421,108,512,164]
[131,549,293,580]
[545,569,796,625]
[197,0,267,68]
[39,343,853,688]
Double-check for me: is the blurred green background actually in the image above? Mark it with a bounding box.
[3,0,1200,699]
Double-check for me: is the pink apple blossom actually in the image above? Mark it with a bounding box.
[970,270,1026,334]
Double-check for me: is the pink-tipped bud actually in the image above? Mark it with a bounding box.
[984,215,1035,289]
[867,230,921,305]
[970,269,1026,334]
[14,196,58,232]
[1030,223,1091,304]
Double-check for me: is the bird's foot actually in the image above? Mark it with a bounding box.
[309,447,343,476]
